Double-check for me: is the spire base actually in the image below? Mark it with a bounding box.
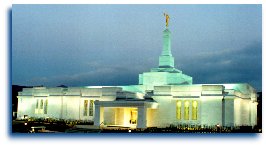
[159,55,174,68]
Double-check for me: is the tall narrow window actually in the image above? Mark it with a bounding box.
[176,100,182,120]
[84,100,88,116]
[35,99,39,114]
[44,99,48,114]
[36,99,39,109]
[184,101,190,120]
[40,99,44,109]
[192,101,198,120]
[89,100,94,116]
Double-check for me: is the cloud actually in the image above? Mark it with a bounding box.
[27,63,147,87]
[23,41,261,91]
[179,41,262,91]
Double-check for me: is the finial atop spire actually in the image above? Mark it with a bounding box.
[164,13,170,28]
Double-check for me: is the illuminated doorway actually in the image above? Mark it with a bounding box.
[130,108,137,124]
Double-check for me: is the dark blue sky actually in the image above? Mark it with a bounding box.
[12,4,262,91]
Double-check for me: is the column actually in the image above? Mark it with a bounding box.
[94,104,104,126]
[137,106,147,129]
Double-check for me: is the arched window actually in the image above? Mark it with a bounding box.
[83,100,88,116]
[40,99,44,109]
[44,99,48,114]
[89,100,94,116]
[192,101,198,120]
[176,100,182,120]
[184,101,190,120]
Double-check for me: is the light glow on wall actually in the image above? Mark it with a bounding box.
[121,108,138,127]
[19,99,26,112]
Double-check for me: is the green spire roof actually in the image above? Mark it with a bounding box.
[159,28,174,68]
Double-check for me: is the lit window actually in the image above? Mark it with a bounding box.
[36,99,39,109]
[35,99,39,114]
[84,100,88,116]
[176,100,182,120]
[40,99,44,109]
[192,101,198,120]
[184,101,189,120]
[35,98,47,114]
[44,99,48,114]
[89,100,94,116]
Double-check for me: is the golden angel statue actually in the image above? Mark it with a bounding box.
[164,13,170,27]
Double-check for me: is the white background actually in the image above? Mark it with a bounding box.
[1,0,265,145]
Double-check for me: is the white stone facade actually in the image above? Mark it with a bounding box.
[17,83,257,128]
[16,28,258,129]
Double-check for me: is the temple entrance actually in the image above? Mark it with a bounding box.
[114,108,138,127]
[102,107,138,128]
[94,100,158,129]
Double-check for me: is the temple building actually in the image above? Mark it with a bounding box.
[16,14,258,129]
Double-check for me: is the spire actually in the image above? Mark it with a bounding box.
[159,14,174,68]
[138,14,193,86]
[161,29,172,56]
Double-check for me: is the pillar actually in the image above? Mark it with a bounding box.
[137,106,147,128]
[94,104,104,126]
